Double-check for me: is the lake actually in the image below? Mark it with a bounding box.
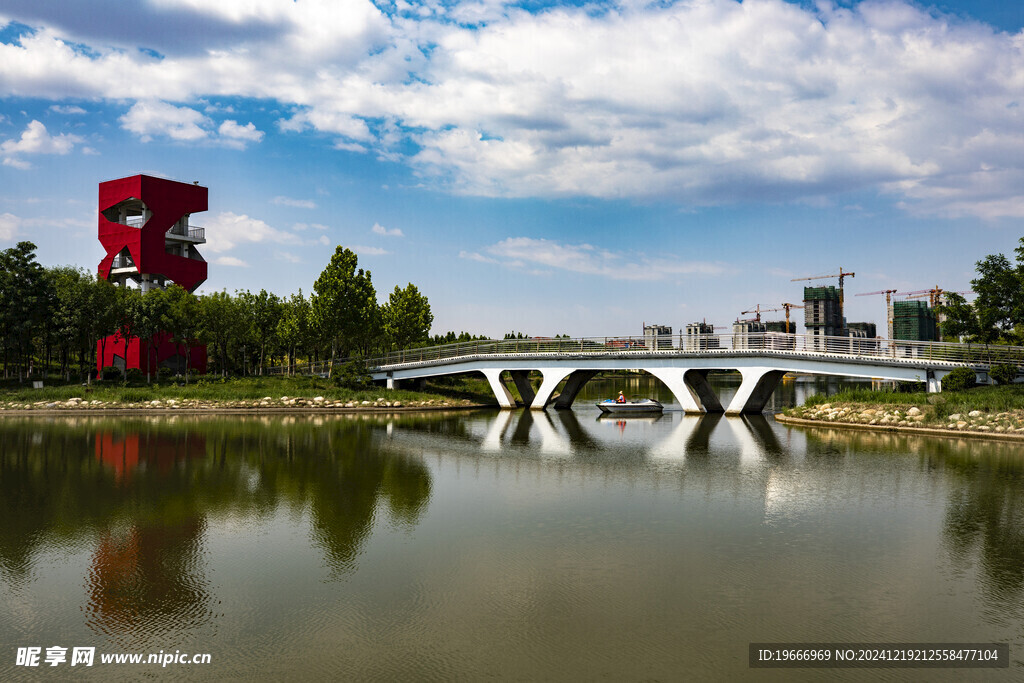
[2,380,1022,679]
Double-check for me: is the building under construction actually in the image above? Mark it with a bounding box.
[803,286,843,348]
[892,301,938,342]
[847,322,877,338]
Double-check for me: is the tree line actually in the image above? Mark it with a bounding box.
[937,236,1024,347]
[0,243,445,383]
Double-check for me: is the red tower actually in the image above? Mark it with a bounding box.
[96,174,208,375]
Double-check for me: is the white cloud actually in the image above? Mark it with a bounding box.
[218,120,264,147]
[352,245,389,255]
[49,104,86,114]
[215,256,249,267]
[203,211,299,252]
[0,213,21,241]
[483,237,727,281]
[458,250,498,264]
[5,1,1024,216]
[278,252,302,263]
[318,235,330,245]
[371,222,403,237]
[3,157,32,170]
[120,100,210,142]
[274,196,317,209]
[1,120,83,168]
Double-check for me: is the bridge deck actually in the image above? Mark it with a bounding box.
[361,333,1023,414]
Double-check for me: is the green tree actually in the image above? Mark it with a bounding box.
[277,290,311,375]
[238,289,282,375]
[382,283,433,351]
[48,266,92,380]
[937,237,1024,347]
[163,284,202,383]
[87,277,119,383]
[312,247,380,376]
[135,288,169,383]
[199,290,243,378]
[0,242,50,381]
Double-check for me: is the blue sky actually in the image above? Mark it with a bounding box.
[1,0,1022,338]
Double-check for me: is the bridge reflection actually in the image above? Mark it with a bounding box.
[456,409,785,462]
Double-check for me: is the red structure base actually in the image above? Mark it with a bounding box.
[96,331,207,376]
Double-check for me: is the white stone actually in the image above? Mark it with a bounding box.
[907,407,921,416]
[968,410,983,418]
[949,413,961,421]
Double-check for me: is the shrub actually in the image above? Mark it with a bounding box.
[157,367,174,383]
[333,359,373,390]
[990,363,1019,386]
[101,366,122,381]
[124,368,144,385]
[942,367,977,392]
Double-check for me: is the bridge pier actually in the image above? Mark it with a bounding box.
[726,368,787,414]
[510,371,536,407]
[531,368,575,410]
[553,370,599,409]
[481,369,517,409]
[646,368,725,413]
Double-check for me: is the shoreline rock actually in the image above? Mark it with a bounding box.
[779,402,1024,441]
[0,396,491,414]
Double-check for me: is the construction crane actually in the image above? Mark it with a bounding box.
[855,289,898,335]
[740,304,783,323]
[780,303,804,333]
[791,267,856,313]
[898,287,972,308]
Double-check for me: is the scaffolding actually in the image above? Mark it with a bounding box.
[892,301,937,342]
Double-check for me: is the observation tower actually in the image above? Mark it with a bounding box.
[96,174,209,375]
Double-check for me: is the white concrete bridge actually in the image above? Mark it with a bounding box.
[367,333,1023,414]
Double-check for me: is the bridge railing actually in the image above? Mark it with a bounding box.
[365,333,1024,370]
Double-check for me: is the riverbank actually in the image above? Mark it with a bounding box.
[0,374,497,413]
[779,385,1024,439]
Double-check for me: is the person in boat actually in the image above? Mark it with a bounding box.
[616,391,626,403]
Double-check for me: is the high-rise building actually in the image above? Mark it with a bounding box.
[892,301,937,342]
[644,324,673,350]
[684,322,718,350]
[803,286,843,349]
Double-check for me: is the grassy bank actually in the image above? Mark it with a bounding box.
[0,374,497,410]
[784,384,1024,435]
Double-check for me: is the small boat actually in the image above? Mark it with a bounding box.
[596,398,664,413]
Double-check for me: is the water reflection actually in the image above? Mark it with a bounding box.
[0,416,433,647]
[465,409,782,464]
[2,411,1024,679]
[796,424,1024,609]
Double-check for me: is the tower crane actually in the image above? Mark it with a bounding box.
[780,303,804,334]
[791,268,856,313]
[855,289,897,335]
[898,287,972,308]
[739,304,783,323]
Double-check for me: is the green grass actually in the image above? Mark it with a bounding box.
[802,388,929,408]
[930,385,1024,419]
[0,374,497,406]
[797,384,1024,421]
